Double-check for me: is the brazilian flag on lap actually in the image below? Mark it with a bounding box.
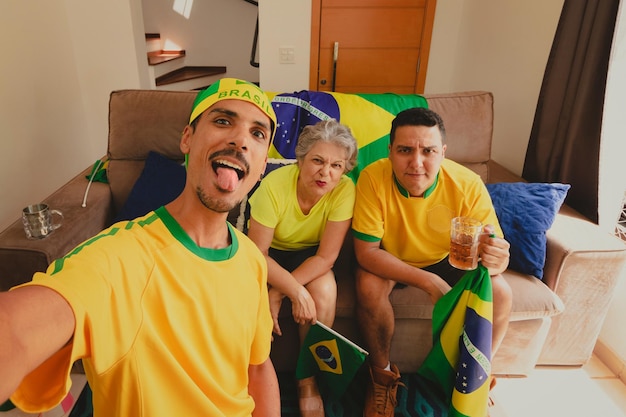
[418,265,493,417]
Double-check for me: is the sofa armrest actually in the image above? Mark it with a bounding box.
[484,159,626,364]
[0,165,114,291]
[543,207,626,292]
[539,208,626,365]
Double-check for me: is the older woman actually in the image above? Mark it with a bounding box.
[247,119,358,417]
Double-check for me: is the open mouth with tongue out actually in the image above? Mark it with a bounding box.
[213,159,245,192]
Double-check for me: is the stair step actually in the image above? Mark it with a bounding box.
[145,33,162,53]
[149,54,186,79]
[147,50,186,65]
[156,66,227,87]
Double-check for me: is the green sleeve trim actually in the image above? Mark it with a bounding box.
[50,227,122,275]
[351,229,381,243]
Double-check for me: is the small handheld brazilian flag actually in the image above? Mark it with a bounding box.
[295,322,368,400]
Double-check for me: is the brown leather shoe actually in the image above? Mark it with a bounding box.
[363,364,404,417]
[298,376,325,417]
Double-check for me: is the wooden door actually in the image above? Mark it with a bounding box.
[310,0,436,94]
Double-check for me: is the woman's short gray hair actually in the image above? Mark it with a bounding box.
[294,119,358,172]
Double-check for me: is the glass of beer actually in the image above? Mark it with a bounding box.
[449,217,482,270]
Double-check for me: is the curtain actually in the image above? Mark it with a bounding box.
[522,0,621,223]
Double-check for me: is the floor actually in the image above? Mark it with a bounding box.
[490,354,626,417]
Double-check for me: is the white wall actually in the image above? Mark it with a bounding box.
[427,1,564,175]
[0,0,147,231]
[258,0,311,92]
[598,0,626,375]
[142,0,260,84]
[599,2,626,234]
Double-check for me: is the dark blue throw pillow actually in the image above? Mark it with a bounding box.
[113,151,186,223]
[486,182,570,279]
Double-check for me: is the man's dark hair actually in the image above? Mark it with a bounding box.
[390,107,446,145]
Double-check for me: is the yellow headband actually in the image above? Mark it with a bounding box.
[189,78,277,141]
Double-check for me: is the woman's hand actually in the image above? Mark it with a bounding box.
[289,285,317,327]
[268,285,318,336]
[268,287,285,336]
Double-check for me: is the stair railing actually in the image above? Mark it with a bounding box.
[242,0,259,68]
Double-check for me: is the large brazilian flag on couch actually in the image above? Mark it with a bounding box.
[266,90,428,182]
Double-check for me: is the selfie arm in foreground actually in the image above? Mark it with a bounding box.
[0,286,75,403]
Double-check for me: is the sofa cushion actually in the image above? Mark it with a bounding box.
[333,266,564,322]
[502,269,564,321]
[486,182,570,279]
[113,151,186,223]
[426,91,494,182]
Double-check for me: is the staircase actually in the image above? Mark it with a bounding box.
[146,33,227,91]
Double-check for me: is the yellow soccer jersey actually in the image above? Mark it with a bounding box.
[11,207,272,417]
[352,158,502,268]
[249,163,356,251]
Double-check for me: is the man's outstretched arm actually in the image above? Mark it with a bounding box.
[0,286,75,402]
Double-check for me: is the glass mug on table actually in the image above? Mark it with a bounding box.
[22,203,64,239]
[449,216,483,270]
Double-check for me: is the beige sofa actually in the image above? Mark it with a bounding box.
[0,89,624,378]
